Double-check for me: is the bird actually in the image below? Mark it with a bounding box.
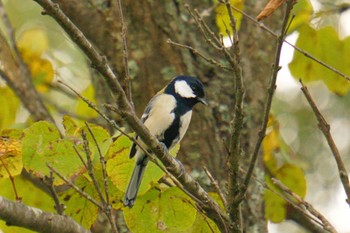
[123,75,207,208]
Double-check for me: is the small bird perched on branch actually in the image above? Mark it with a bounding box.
[124,75,207,207]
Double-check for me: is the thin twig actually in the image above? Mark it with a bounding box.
[80,129,106,205]
[243,0,294,190]
[167,39,233,70]
[0,157,20,201]
[300,80,350,206]
[272,178,337,233]
[203,166,227,208]
[115,0,132,104]
[85,123,110,204]
[230,5,350,83]
[44,172,65,215]
[47,163,104,209]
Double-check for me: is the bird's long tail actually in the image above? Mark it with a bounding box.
[123,157,148,207]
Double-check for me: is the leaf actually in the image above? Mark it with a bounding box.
[59,176,99,229]
[0,87,19,130]
[214,0,244,36]
[124,187,196,233]
[106,135,180,196]
[75,85,98,118]
[21,121,85,185]
[256,0,286,21]
[17,28,53,92]
[62,115,80,136]
[0,137,22,180]
[264,164,306,223]
[17,28,48,56]
[0,176,54,233]
[289,25,350,95]
[287,0,313,33]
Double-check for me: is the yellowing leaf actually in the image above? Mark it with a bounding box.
[0,137,22,180]
[215,0,244,36]
[124,187,196,233]
[264,189,286,222]
[17,28,48,56]
[287,0,313,33]
[264,164,306,223]
[28,56,54,92]
[59,176,98,229]
[0,87,19,130]
[289,25,350,95]
[75,85,98,118]
[22,121,85,185]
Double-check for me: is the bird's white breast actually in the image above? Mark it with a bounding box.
[143,94,176,138]
[178,110,192,143]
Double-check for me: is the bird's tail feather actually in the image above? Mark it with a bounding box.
[123,161,147,207]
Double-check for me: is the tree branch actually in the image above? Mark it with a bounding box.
[300,80,350,206]
[0,196,90,233]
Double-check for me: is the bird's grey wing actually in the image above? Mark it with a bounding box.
[129,98,155,159]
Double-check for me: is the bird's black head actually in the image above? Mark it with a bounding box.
[164,76,207,107]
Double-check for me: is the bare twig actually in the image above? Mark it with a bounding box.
[230,4,350,83]
[44,172,65,215]
[167,39,232,70]
[244,0,294,190]
[84,123,110,204]
[272,178,337,233]
[300,80,350,206]
[115,0,132,104]
[47,163,104,210]
[203,166,227,208]
[0,157,20,201]
[80,130,106,205]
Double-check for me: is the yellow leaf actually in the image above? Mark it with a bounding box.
[17,28,48,56]
[17,28,54,93]
[0,137,22,180]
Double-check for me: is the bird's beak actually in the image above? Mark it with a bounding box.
[198,97,208,105]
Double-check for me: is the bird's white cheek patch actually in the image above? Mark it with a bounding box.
[175,80,195,98]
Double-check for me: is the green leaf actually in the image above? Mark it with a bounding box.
[214,0,244,36]
[124,187,196,233]
[106,135,180,196]
[0,176,54,233]
[289,25,350,95]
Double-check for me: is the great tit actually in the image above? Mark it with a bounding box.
[124,75,207,207]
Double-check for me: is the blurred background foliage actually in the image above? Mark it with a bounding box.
[0,0,350,232]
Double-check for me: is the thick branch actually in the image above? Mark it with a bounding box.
[0,196,90,233]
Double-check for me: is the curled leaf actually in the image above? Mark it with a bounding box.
[256,0,286,21]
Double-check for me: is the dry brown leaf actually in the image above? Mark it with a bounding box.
[256,0,286,21]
